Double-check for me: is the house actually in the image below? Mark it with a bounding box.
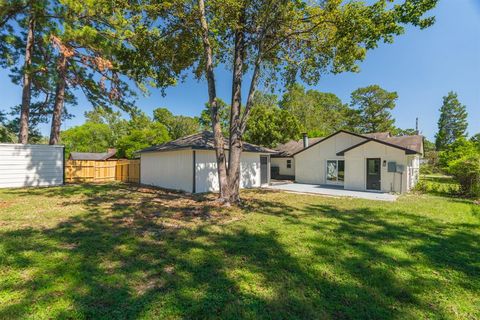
[271,133,322,180]
[137,131,276,193]
[69,148,117,161]
[293,130,423,193]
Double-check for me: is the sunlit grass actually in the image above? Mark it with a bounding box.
[0,183,478,319]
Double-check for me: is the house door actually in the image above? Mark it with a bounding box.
[260,156,269,185]
[366,158,381,190]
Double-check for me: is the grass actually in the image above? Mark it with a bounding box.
[0,182,479,319]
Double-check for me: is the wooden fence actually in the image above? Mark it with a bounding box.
[65,159,140,183]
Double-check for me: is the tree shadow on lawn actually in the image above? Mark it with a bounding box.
[0,185,478,319]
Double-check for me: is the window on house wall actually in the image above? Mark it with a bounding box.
[286,159,292,168]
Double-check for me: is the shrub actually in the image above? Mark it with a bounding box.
[448,154,480,198]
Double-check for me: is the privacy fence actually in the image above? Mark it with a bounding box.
[65,159,140,183]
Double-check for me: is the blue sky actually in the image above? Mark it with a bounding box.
[1,0,479,141]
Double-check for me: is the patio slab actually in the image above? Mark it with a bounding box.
[266,183,398,201]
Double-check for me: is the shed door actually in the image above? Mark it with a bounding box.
[260,156,268,185]
[366,158,381,190]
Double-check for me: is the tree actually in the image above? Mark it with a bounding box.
[435,92,469,151]
[280,84,350,137]
[116,122,170,159]
[471,133,480,149]
[244,92,302,148]
[60,122,114,157]
[93,0,437,203]
[349,85,398,133]
[153,107,200,139]
[440,138,480,197]
[199,99,230,134]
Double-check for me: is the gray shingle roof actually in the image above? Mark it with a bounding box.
[69,149,117,161]
[136,131,277,154]
[273,137,323,157]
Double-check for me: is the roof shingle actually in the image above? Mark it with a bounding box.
[137,131,277,154]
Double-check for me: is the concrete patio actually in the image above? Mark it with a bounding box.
[266,183,398,201]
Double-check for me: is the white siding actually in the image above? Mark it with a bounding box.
[0,144,64,188]
[271,157,295,176]
[344,141,407,193]
[294,132,366,184]
[195,150,219,193]
[406,155,420,191]
[140,150,193,192]
[195,150,265,193]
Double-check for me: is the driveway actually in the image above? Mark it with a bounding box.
[266,183,398,201]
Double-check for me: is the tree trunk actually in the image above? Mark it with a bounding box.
[19,13,35,144]
[49,53,68,145]
[227,24,246,203]
[197,0,230,202]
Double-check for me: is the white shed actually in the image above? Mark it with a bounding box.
[0,143,64,188]
[138,131,275,193]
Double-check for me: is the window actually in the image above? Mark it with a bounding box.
[286,159,292,169]
[326,160,345,184]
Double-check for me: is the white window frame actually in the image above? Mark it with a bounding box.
[325,159,345,185]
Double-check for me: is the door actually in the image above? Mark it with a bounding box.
[366,158,381,190]
[260,156,268,185]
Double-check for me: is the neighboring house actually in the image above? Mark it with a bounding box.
[293,130,423,193]
[137,131,276,193]
[69,148,117,161]
[271,133,322,179]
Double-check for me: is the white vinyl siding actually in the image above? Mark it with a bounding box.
[343,141,408,193]
[140,150,193,192]
[0,144,64,188]
[294,132,366,184]
[195,150,264,193]
[140,149,267,193]
[271,157,295,176]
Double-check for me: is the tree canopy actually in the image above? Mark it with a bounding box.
[435,92,468,151]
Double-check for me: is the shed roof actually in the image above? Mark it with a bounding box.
[69,149,117,161]
[137,131,277,154]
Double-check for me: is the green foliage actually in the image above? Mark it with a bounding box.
[61,108,171,158]
[153,107,200,140]
[439,139,480,198]
[435,92,468,151]
[279,84,350,137]
[244,92,302,148]
[414,175,461,196]
[199,98,230,134]
[470,133,480,149]
[61,122,114,156]
[116,122,170,159]
[349,85,398,133]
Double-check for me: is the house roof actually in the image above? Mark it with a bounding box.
[292,130,423,156]
[336,134,423,156]
[136,131,277,154]
[273,137,323,157]
[69,149,117,161]
[291,130,367,156]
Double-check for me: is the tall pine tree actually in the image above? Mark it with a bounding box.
[435,92,468,150]
[349,85,398,133]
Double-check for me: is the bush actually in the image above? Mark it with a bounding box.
[448,154,480,198]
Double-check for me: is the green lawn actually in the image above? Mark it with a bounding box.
[0,183,478,319]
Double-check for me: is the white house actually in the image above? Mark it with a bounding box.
[271,133,322,179]
[293,130,423,193]
[137,131,275,193]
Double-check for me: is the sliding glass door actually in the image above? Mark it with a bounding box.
[326,160,345,185]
